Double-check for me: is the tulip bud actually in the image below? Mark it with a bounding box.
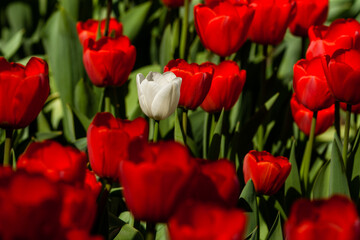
[136,71,182,120]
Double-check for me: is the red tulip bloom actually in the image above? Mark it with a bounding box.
[84,169,102,198]
[0,57,49,129]
[60,184,97,232]
[194,2,254,57]
[289,0,328,37]
[66,230,104,240]
[17,140,87,187]
[340,102,360,114]
[293,56,334,111]
[164,59,214,110]
[83,36,136,87]
[0,171,63,240]
[285,195,360,240]
[248,0,296,45]
[306,19,360,59]
[161,0,188,8]
[168,200,247,240]
[119,140,196,223]
[290,93,334,136]
[201,61,246,113]
[87,112,148,181]
[243,150,291,195]
[187,159,240,207]
[76,18,123,46]
[322,49,360,105]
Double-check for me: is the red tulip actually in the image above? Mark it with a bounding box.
[87,112,148,181]
[83,36,136,87]
[17,140,87,187]
[285,195,360,240]
[76,18,123,45]
[340,102,360,114]
[164,59,214,110]
[0,57,49,129]
[168,200,247,240]
[60,184,97,232]
[0,170,63,240]
[187,159,240,207]
[243,150,291,195]
[66,230,104,240]
[161,0,188,8]
[290,93,334,136]
[248,0,296,45]
[194,2,254,57]
[306,19,360,59]
[322,49,360,105]
[201,61,246,113]
[293,56,334,111]
[84,169,102,198]
[289,0,328,37]
[119,140,196,222]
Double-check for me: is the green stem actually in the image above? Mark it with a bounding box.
[104,88,111,113]
[179,0,189,59]
[343,104,351,168]
[145,222,156,240]
[182,109,188,138]
[153,120,159,142]
[335,101,340,138]
[3,129,13,167]
[203,112,209,159]
[300,111,317,193]
[301,37,307,59]
[111,87,121,118]
[104,0,112,37]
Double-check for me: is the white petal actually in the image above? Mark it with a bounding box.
[151,80,181,120]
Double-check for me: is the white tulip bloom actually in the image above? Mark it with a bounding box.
[136,71,182,120]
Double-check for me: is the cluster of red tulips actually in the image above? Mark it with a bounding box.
[1,0,360,239]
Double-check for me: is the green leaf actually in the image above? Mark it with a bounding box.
[63,104,76,143]
[265,213,283,240]
[350,129,360,200]
[109,212,143,240]
[121,1,152,41]
[311,160,330,199]
[239,180,259,240]
[329,137,350,197]
[174,109,185,144]
[0,29,24,59]
[284,140,302,213]
[207,108,224,160]
[5,2,32,33]
[159,24,173,69]
[74,78,99,119]
[35,131,63,141]
[42,8,84,107]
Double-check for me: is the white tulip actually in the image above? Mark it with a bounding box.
[136,71,182,120]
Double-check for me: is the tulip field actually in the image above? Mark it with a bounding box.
[2,0,360,239]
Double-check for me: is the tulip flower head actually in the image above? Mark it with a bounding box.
[136,71,182,120]
[306,18,360,59]
[322,49,360,105]
[290,93,334,136]
[293,56,334,111]
[243,150,291,195]
[0,57,50,129]
[164,59,214,110]
[289,0,328,37]
[285,195,360,240]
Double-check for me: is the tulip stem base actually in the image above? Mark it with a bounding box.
[343,104,351,168]
[3,129,13,167]
[104,0,112,37]
[145,222,156,240]
[300,111,317,193]
[182,109,188,139]
[203,112,209,158]
[153,120,159,143]
[335,101,340,138]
